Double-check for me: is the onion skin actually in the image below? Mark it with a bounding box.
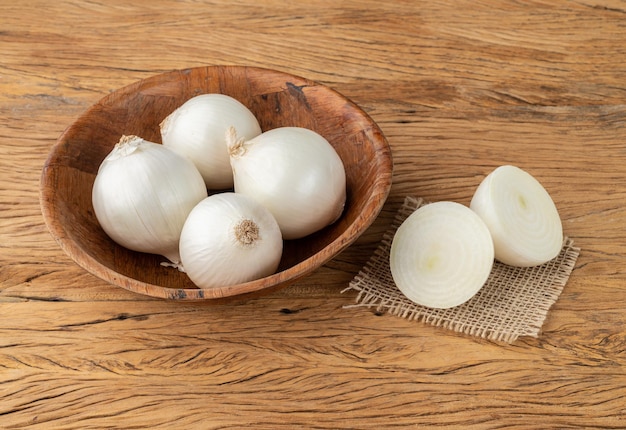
[390,201,494,309]
[470,165,563,267]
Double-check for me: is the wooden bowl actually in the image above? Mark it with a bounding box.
[40,66,393,301]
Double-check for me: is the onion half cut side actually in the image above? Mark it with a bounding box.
[470,165,563,267]
[389,201,494,309]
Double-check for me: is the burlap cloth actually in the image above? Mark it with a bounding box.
[343,196,581,343]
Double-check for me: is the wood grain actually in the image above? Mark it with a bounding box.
[2,0,626,428]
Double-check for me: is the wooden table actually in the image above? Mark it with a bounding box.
[2,1,625,428]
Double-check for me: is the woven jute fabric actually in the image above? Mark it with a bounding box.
[344,196,581,343]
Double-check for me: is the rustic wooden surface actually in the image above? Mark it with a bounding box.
[2,0,625,428]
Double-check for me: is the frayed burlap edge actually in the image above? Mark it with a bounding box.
[343,196,581,343]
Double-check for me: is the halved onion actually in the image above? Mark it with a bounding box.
[470,165,563,267]
[390,201,494,309]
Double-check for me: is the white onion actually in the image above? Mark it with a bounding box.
[390,201,494,309]
[179,193,283,288]
[92,135,208,264]
[470,165,563,267]
[160,94,262,190]
[227,126,346,240]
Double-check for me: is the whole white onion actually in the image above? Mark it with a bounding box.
[92,135,208,264]
[179,193,283,288]
[227,126,346,240]
[160,94,262,190]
